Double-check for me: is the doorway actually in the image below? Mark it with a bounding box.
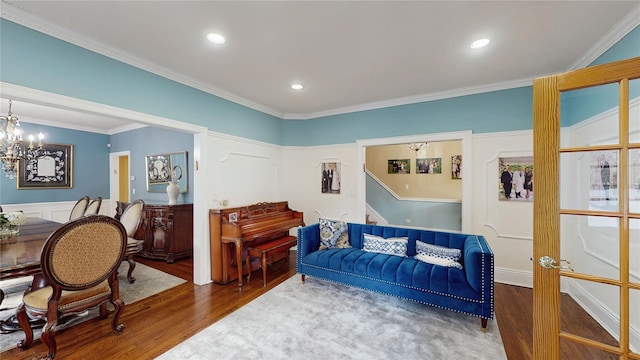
[109,151,130,214]
[356,130,472,233]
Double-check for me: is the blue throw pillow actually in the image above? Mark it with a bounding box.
[362,233,408,257]
[319,218,351,250]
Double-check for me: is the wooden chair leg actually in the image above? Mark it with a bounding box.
[111,298,125,333]
[125,254,136,284]
[41,319,58,359]
[16,303,34,349]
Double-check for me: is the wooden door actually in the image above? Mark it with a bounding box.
[533,57,640,359]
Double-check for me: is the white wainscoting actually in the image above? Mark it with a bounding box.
[2,199,113,223]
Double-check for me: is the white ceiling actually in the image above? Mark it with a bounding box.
[1,1,639,132]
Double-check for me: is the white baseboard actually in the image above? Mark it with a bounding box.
[495,267,532,288]
[566,278,640,352]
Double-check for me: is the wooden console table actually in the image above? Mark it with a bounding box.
[116,202,193,263]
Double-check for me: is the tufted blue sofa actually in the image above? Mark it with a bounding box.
[297,222,494,330]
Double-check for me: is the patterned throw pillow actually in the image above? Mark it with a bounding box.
[319,218,351,250]
[414,240,463,269]
[415,241,461,261]
[362,233,408,257]
[415,253,463,269]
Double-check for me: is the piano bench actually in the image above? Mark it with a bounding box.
[246,235,297,287]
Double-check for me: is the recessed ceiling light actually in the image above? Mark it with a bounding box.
[470,38,490,49]
[207,33,226,45]
[291,84,304,90]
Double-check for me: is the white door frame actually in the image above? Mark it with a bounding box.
[356,130,473,233]
[1,82,212,285]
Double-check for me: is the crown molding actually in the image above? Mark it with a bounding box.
[0,3,284,119]
[568,3,640,70]
[2,2,637,121]
[283,78,534,120]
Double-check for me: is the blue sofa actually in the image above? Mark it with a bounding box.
[297,222,494,329]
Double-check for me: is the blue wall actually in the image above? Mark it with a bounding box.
[0,123,110,204]
[0,19,282,144]
[366,174,461,231]
[110,126,194,204]
[282,86,534,146]
[1,18,638,207]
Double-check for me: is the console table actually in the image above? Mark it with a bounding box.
[116,202,193,263]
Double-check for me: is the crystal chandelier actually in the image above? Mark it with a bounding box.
[407,142,428,154]
[0,100,44,179]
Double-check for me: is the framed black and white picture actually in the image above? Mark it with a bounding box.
[321,162,341,194]
[17,143,73,189]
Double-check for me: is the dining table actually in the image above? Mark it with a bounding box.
[0,217,61,333]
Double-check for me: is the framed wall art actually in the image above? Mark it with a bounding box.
[17,143,73,189]
[417,158,441,174]
[321,162,341,194]
[498,156,533,201]
[388,159,410,174]
[451,155,462,179]
[145,151,188,193]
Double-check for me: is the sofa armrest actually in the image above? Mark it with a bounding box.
[463,235,494,296]
[297,223,320,258]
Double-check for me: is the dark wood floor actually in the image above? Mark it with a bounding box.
[2,254,617,360]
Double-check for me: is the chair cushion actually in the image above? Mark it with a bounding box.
[23,280,111,311]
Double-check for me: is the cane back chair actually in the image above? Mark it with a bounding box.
[16,215,127,359]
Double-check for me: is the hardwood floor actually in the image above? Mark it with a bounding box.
[2,254,617,360]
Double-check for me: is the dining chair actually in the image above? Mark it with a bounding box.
[84,197,103,216]
[118,199,145,283]
[68,196,90,221]
[16,215,127,360]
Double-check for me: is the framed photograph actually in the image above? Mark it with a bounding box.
[321,162,341,194]
[451,155,462,179]
[416,158,441,174]
[498,156,534,201]
[590,151,618,201]
[17,143,73,189]
[145,151,188,193]
[388,159,410,174]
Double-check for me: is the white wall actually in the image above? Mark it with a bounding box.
[281,144,358,225]
[2,199,112,223]
[206,132,285,209]
[471,130,534,287]
[279,131,535,287]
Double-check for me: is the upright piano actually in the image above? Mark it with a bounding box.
[209,201,304,290]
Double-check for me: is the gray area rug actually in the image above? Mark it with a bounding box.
[0,262,186,352]
[157,276,506,360]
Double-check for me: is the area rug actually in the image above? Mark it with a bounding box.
[0,262,186,352]
[157,276,506,360]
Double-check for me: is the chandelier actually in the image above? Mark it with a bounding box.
[407,142,428,154]
[0,100,44,179]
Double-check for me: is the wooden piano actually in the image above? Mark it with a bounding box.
[209,201,304,290]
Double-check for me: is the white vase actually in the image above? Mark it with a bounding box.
[166,181,179,205]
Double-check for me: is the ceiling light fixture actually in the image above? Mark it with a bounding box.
[0,100,45,179]
[207,33,226,45]
[407,142,428,154]
[470,38,490,49]
[291,84,304,90]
